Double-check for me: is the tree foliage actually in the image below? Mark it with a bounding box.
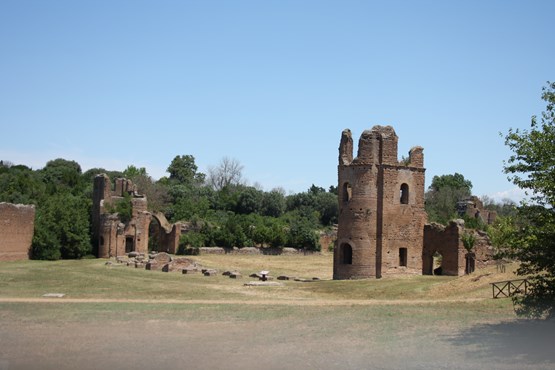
[425,173,473,224]
[502,81,555,319]
[2,153,337,259]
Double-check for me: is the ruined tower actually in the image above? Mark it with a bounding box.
[92,174,150,258]
[92,174,183,258]
[334,126,427,279]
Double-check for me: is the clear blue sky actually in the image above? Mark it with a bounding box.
[1,0,553,201]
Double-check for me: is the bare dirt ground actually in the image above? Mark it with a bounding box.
[1,299,554,370]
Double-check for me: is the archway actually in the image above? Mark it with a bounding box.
[125,236,134,253]
[400,183,409,204]
[342,183,352,203]
[148,218,162,252]
[432,251,443,275]
[340,243,353,264]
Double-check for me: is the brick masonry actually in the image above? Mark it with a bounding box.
[333,126,493,279]
[0,202,35,261]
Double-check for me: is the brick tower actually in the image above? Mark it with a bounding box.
[333,126,427,279]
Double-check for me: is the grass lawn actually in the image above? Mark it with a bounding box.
[1,255,553,370]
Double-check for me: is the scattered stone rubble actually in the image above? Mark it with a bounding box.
[109,253,323,284]
[113,252,201,274]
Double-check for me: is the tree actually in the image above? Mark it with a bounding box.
[32,192,91,260]
[207,157,244,191]
[502,81,555,319]
[167,155,205,186]
[41,158,83,194]
[425,173,473,224]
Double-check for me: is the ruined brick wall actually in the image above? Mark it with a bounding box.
[423,220,494,276]
[458,196,497,225]
[0,203,35,261]
[93,175,181,258]
[334,126,427,279]
[423,221,465,276]
[94,175,150,258]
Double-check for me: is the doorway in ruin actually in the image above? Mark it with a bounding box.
[432,251,443,275]
[125,236,134,253]
[399,247,408,267]
[148,218,162,252]
[465,253,475,274]
[339,243,353,264]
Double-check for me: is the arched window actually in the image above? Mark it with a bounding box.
[340,243,352,264]
[400,183,409,204]
[343,183,352,203]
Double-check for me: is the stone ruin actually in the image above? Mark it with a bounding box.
[334,126,495,279]
[92,174,183,258]
[0,202,35,261]
[457,195,497,225]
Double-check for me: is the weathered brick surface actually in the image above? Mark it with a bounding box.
[92,175,181,258]
[334,126,427,279]
[0,203,35,261]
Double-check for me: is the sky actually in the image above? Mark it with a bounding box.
[1,0,553,201]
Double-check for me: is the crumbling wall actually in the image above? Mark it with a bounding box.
[0,203,35,261]
[423,221,465,276]
[423,220,494,276]
[457,196,497,225]
[93,175,181,258]
[334,126,427,279]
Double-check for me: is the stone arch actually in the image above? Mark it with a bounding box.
[400,183,409,204]
[148,212,181,254]
[342,182,352,203]
[339,243,353,264]
[432,251,443,275]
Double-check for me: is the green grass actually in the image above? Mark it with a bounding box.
[0,256,519,323]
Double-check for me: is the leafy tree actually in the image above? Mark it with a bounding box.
[481,196,518,218]
[123,165,147,179]
[261,188,286,217]
[487,216,517,260]
[121,166,170,213]
[168,185,212,221]
[286,217,321,251]
[502,81,555,319]
[0,164,45,204]
[235,186,263,215]
[32,193,91,260]
[105,193,133,223]
[425,173,473,224]
[41,158,83,194]
[167,155,205,186]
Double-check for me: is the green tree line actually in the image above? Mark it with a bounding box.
[0,156,338,259]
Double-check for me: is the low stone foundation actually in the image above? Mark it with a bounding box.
[197,247,321,256]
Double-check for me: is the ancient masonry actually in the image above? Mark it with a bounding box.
[334,126,427,279]
[334,126,494,279]
[92,174,182,258]
[0,202,35,261]
[457,196,497,225]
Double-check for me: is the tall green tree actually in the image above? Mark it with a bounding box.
[167,155,205,186]
[503,81,555,319]
[41,158,84,194]
[425,173,473,224]
[32,192,91,260]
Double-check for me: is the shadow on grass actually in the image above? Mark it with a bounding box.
[448,319,555,366]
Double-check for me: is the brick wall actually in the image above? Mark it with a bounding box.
[0,203,35,261]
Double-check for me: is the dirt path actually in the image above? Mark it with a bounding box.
[0,296,487,305]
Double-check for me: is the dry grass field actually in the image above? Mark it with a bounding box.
[1,254,554,370]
